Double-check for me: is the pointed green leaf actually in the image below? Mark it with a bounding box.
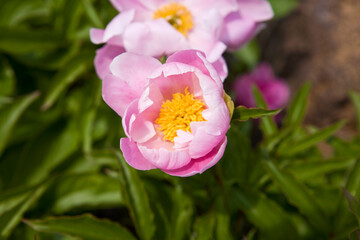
[349,229,360,240]
[350,91,360,132]
[284,83,311,127]
[117,152,155,240]
[231,185,300,239]
[0,91,40,156]
[44,174,124,214]
[0,180,50,239]
[170,186,194,240]
[215,212,233,240]
[287,158,355,181]
[192,212,215,240]
[41,52,93,110]
[263,159,327,232]
[0,57,15,96]
[232,106,281,122]
[0,28,62,54]
[252,86,278,137]
[24,214,136,240]
[343,189,360,230]
[333,159,360,236]
[5,119,80,188]
[277,121,344,156]
[82,0,104,28]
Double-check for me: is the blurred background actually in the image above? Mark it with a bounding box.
[1,0,360,239]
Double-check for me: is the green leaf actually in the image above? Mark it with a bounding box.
[82,0,104,28]
[41,52,93,110]
[345,159,360,198]
[252,86,278,137]
[43,174,124,214]
[215,212,233,240]
[170,186,194,240]
[232,106,281,122]
[350,91,360,132]
[263,159,328,233]
[0,180,50,239]
[349,229,360,240]
[333,159,360,237]
[62,0,84,39]
[24,214,136,240]
[287,158,355,181]
[277,121,345,156]
[231,185,300,239]
[0,27,62,54]
[0,57,16,96]
[5,119,80,188]
[117,152,155,240]
[0,91,40,156]
[192,212,215,240]
[343,189,360,226]
[234,40,260,68]
[0,186,34,216]
[284,83,311,127]
[0,0,51,26]
[268,0,299,19]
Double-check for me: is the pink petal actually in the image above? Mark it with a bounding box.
[122,100,139,137]
[166,50,223,89]
[94,44,124,80]
[110,52,162,91]
[120,138,156,170]
[90,28,105,44]
[189,103,230,158]
[103,11,135,42]
[110,0,146,12]
[123,20,189,57]
[138,145,192,170]
[102,75,141,117]
[184,0,238,17]
[212,57,228,82]
[221,12,257,50]
[238,0,274,22]
[163,137,227,177]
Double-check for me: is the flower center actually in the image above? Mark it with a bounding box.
[153,2,194,36]
[155,87,206,142]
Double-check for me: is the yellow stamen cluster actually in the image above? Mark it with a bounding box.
[153,2,194,36]
[155,87,206,142]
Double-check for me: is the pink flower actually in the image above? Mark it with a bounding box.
[102,50,230,176]
[90,0,273,62]
[234,63,290,110]
[221,0,274,50]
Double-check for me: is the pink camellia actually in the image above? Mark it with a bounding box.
[234,63,290,111]
[102,50,230,177]
[90,0,273,64]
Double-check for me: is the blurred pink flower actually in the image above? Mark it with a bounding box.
[90,0,273,63]
[234,63,290,110]
[221,0,274,50]
[103,50,230,176]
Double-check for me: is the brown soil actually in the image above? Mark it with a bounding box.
[259,0,360,139]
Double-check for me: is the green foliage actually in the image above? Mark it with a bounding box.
[24,214,137,240]
[0,0,359,240]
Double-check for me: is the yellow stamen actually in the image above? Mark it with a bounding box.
[153,2,194,36]
[155,87,206,142]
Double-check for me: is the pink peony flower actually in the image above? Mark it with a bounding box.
[90,0,273,63]
[102,50,230,177]
[234,63,290,111]
[221,0,274,50]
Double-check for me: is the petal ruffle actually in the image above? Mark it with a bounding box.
[120,138,156,170]
[163,137,227,177]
